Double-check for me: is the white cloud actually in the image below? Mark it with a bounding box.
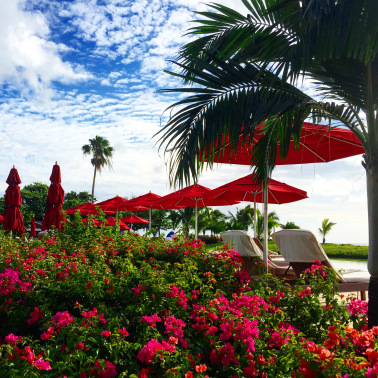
[0,0,91,97]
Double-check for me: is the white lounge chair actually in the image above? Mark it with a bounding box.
[220,230,295,278]
[271,229,369,298]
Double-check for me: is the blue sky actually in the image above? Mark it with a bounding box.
[0,0,368,244]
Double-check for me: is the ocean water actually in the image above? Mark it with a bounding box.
[330,259,368,271]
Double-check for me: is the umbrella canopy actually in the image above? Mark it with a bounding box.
[66,202,113,215]
[206,173,308,237]
[205,122,364,166]
[205,122,365,271]
[30,217,37,237]
[125,192,184,229]
[206,174,308,205]
[120,214,149,224]
[43,163,65,231]
[96,196,148,212]
[103,217,130,230]
[82,218,103,227]
[3,167,25,235]
[158,184,240,238]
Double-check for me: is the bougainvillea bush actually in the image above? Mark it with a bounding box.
[0,222,375,377]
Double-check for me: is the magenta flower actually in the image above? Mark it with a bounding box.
[101,330,111,338]
[34,358,52,371]
[5,333,22,345]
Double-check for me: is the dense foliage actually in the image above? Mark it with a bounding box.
[0,224,374,377]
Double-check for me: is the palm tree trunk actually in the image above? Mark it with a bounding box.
[323,236,325,244]
[92,167,97,203]
[367,163,378,328]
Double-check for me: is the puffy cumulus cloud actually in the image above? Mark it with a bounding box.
[0,0,91,96]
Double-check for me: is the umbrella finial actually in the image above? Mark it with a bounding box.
[55,161,57,165]
[13,165,15,169]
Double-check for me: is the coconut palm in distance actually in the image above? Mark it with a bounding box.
[155,1,377,325]
[281,221,301,230]
[82,136,115,203]
[318,218,337,244]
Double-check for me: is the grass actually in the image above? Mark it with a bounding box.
[204,241,368,261]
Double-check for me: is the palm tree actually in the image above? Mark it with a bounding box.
[82,136,115,202]
[156,0,378,326]
[281,221,301,230]
[318,218,337,244]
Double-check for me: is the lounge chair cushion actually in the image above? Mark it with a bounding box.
[220,230,262,258]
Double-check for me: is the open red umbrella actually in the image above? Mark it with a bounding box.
[30,217,37,237]
[66,202,113,215]
[96,196,148,213]
[82,218,103,227]
[206,173,308,236]
[205,122,365,269]
[206,122,364,166]
[103,217,130,230]
[158,184,240,239]
[121,214,149,225]
[43,163,65,231]
[3,167,25,235]
[125,192,182,229]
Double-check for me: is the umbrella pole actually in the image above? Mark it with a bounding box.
[195,200,198,240]
[254,193,257,238]
[149,207,151,229]
[263,172,269,274]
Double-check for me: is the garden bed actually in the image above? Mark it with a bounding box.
[0,222,375,377]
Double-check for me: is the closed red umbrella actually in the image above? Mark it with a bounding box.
[30,217,37,237]
[43,163,65,231]
[158,184,240,239]
[3,167,25,235]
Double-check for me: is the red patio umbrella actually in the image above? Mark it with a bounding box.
[205,122,365,269]
[205,173,308,236]
[103,217,130,230]
[30,217,37,237]
[158,184,240,239]
[3,167,25,235]
[125,192,181,229]
[66,202,113,215]
[43,163,65,231]
[121,214,149,225]
[82,218,103,227]
[206,122,364,166]
[96,196,148,213]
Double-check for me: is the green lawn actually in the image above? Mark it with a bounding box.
[204,241,368,260]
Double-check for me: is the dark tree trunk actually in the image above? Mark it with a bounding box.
[369,277,378,328]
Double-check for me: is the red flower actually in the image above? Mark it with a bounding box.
[75,342,85,349]
[104,279,110,284]
[101,330,111,338]
[185,372,193,378]
[86,281,93,290]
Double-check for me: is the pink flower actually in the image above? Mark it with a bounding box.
[34,359,52,371]
[93,360,118,377]
[5,333,22,345]
[75,342,85,349]
[118,327,129,337]
[26,307,44,325]
[101,330,111,338]
[141,313,162,327]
